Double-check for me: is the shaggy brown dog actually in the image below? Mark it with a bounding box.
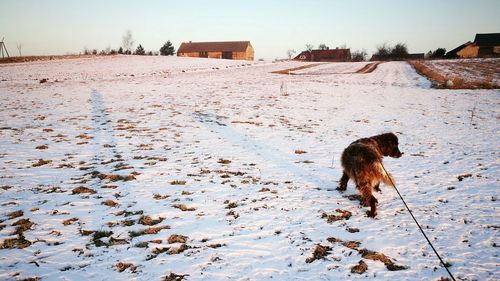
[337,133,403,217]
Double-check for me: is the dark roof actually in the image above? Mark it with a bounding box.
[474,33,500,47]
[294,48,351,61]
[177,41,251,53]
[445,41,472,57]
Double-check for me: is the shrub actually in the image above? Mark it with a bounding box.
[390,43,408,60]
[134,44,145,55]
[159,41,175,56]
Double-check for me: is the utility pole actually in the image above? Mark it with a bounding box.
[0,37,11,58]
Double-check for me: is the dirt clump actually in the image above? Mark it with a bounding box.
[7,210,23,219]
[305,244,332,263]
[72,186,96,194]
[163,273,189,281]
[115,262,137,273]
[102,200,118,207]
[138,215,164,226]
[172,204,196,211]
[168,234,187,244]
[62,217,79,225]
[32,159,51,167]
[351,260,368,274]
[321,209,352,223]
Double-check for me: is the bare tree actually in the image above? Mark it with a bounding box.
[318,43,329,50]
[351,49,367,61]
[305,44,314,52]
[286,49,296,60]
[16,43,22,56]
[122,29,135,53]
[375,42,391,56]
[391,42,408,60]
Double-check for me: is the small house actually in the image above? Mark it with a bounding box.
[177,41,254,61]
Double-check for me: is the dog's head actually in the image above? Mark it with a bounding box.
[373,133,403,158]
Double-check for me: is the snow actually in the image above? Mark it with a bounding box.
[0,56,499,281]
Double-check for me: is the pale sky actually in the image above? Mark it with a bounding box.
[1,0,499,59]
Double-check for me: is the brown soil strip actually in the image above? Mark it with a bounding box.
[408,60,499,89]
[271,63,325,74]
[0,54,113,64]
[356,62,381,74]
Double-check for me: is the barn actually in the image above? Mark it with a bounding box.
[446,33,500,58]
[294,48,351,62]
[177,41,254,61]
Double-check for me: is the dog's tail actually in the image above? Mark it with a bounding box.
[374,162,395,187]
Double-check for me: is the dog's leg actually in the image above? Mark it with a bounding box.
[367,195,378,218]
[359,183,378,217]
[374,183,381,193]
[337,172,349,191]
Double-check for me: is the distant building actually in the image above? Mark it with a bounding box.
[177,41,254,61]
[445,42,473,58]
[294,48,351,62]
[446,33,500,58]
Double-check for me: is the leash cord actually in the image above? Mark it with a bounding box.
[381,164,456,281]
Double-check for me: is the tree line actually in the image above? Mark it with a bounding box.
[287,42,447,61]
[83,30,175,56]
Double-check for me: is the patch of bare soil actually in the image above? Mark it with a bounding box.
[0,54,111,64]
[129,225,170,238]
[0,235,31,249]
[172,204,196,211]
[62,217,79,225]
[305,244,332,263]
[90,171,136,182]
[408,60,500,89]
[163,273,189,281]
[170,180,187,185]
[32,159,52,167]
[138,215,164,226]
[7,210,23,219]
[328,237,408,271]
[92,230,113,247]
[351,260,368,274]
[72,186,96,194]
[115,261,137,273]
[168,234,188,244]
[102,200,118,207]
[356,62,381,74]
[271,63,325,75]
[321,209,352,223]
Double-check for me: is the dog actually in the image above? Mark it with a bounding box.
[337,132,403,218]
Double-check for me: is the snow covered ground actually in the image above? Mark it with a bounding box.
[0,56,498,281]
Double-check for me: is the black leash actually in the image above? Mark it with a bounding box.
[381,164,457,281]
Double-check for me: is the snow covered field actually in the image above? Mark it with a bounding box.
[422,58,500,86]
[0,56,498,281]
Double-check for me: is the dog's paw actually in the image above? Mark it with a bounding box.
[366,210,377,218]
